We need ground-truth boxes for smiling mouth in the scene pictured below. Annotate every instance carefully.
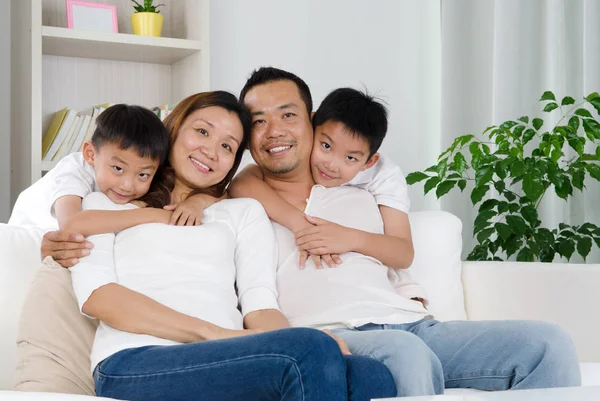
[190,157,212,172]
[266,145,292,154]
[317,168,337,180]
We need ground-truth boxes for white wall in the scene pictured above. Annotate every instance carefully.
[0,0,11,222]
[211,0,442,211]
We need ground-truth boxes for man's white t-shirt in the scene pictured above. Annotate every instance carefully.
[9,153,97,230]
[274,185,430,330]
[69,193,280,372]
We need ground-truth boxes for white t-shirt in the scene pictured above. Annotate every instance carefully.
[9,153,97,230]
[274,185,430,330]
[69,193,280,372]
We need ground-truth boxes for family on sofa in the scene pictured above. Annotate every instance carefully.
[9,67,581,400]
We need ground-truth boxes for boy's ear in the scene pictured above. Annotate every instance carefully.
[82,141,96,166]
[361,152,380,171]
[310,111,315,121]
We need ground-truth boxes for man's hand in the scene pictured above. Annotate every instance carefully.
[322,329,351,355]
[41,230,94,268]
[296,215,360,256]
[164,193,225,226]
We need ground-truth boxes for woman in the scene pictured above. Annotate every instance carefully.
[68,91,396,401]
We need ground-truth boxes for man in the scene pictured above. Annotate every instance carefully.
[42,67,581,397]
[232,66,581,396]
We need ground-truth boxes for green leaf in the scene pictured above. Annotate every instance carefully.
[406,172,430,185]
[523,172,545,202]
[424,177,440,195]
[597,146,600,160]
[497,201,510,214]
[495,162,508,180]
[474,210,497,230]
[437,157,448,178]
[510,160,526,176]
[516,247,535,262]
[568,116,580,133]
[505,191,517,202]
[506,215,528,236]
[477,227,495,243]
[575,108,593,118]
[467,245,489,261]
[436,180,457,198]
[532,118,544,130]
[543,102,559,112]
[583,119,600,139]
[576,236,592,260]
[587,165,600,181]
[586,92,600,114]
[504,235,523,258]
[495,222,512,241]
[557,238,576,260]
[500,121,519,130]
[494,181,506,192]
[475,166,494,187]
[554,177,573,200]
[453,153,467,174]
[459,134,475,146]
[471,185,489,205]
[572,170,585,191]
[521,205,539,227]
[479,199,499,212]
[561,96,576,106]
[458,179,467,191]
[518,116,529,124]
[540,91,556,101]
[534,228,555,248]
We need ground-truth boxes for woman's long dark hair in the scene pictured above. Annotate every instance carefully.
[141,91,251,208]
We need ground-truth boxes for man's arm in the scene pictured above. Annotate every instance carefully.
[61,208,173,237]
[41,230,92,267]
[229,165,308,232]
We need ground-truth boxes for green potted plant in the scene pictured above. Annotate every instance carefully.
[407,91,600,262]
[131,0,165,37]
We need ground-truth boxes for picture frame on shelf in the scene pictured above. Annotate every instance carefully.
[66,0,119,33]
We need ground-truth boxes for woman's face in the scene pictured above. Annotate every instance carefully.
[170,106,244,190]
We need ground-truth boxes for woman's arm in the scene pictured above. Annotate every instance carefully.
[83,283,250,342]
[234,200,289,331]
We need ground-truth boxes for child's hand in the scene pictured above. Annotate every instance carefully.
[295,215,360,256]
[299,250,342,270]
[164,193,222,226]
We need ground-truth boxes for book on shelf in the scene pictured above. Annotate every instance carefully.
[42,102,174,166]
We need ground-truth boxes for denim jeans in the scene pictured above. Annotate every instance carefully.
[93,327,396,401]
[333,318,581,397]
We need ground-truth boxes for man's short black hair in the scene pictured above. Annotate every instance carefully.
[312,88,388,158]
[239,67,313,114]
[92,104,170,164]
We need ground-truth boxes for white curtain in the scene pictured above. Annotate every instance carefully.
[441,0,600,262]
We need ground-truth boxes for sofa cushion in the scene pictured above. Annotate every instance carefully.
[408,211,467,321]
[14,258,97,395]
[0,225,44,390]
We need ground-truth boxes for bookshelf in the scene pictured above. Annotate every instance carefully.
[11,0,210,206]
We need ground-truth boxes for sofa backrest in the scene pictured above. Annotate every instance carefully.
[0,225,44,390]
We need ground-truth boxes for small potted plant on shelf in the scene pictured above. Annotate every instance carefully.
[131,0,165,37]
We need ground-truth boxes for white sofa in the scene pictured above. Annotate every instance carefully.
[1,210,599,398]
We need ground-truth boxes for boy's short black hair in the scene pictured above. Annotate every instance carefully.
[239,67,313,114]
[312,88,388,158]
[92,104,169,164]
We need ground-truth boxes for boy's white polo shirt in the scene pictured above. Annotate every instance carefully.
[274,185,430,330]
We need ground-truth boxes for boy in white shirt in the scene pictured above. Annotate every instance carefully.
[230,87,427,305]
[10,104,210,265]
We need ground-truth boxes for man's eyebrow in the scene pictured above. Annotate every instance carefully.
[278,103,298,111]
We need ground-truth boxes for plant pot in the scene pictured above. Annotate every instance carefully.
[131,12,163,37]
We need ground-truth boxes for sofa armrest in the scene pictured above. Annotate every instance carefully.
[462,261,600,362]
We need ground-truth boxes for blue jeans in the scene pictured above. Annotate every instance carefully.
[93,327,396,401]
[333,318,581,397]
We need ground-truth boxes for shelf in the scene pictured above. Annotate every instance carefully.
[41,161,57,172]
[42,26,203,65]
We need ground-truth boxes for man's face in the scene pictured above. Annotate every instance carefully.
[243,80,314,176]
